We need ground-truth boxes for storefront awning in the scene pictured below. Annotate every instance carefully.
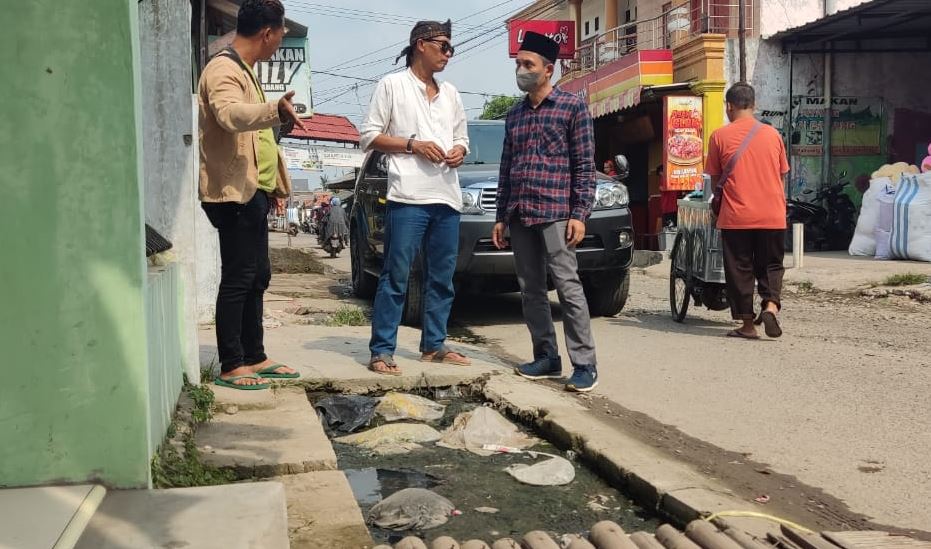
[285,114,360,145]
[559,50,673,118]
[771,0,931,53]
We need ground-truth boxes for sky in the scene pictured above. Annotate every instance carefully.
[281,0,541,125]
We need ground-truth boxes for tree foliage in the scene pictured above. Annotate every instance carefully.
[479,95,522,120]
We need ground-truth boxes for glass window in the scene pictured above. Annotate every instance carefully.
[464,123,506,165]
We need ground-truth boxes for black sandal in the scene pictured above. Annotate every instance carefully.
[760,311,783,338]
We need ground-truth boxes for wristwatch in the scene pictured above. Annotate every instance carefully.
[406,134,416,154]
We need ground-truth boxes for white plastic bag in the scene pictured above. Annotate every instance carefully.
[874,182,897,260]
[375,393,446,422]
[368,488,455,531]
[505,454,576,486]
[891,173,931,262]
[437,406,536,456]
[849,177,888,256]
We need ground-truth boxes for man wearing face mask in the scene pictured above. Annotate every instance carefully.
[492,32,599,392]
[360,20,471,376]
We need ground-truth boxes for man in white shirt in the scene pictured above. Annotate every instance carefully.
[360,19,471,375]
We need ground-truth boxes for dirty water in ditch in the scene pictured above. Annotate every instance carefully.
[310,391,659,545]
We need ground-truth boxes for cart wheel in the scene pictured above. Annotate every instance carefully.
[669,231,693,323]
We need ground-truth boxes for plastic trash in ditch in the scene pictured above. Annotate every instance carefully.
[336,423,442,455]
[314,395,378,436]
[478,444,576,486]
[504,451,575,486]
[375,392,446,422]
[437,406,537,456]
[368,487,456,531]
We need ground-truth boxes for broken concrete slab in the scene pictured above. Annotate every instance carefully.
[75,482,288,549]
[0,484,105,549]
[277,471,374,549]
[196,387,337,478]
[225,323,509,392]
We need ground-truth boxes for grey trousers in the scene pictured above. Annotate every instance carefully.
[509,217,597,367]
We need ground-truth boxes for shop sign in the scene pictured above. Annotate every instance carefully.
[254,36,312,115]
[790,96,883,156]
[315,146,365,168]
[663,96,704,191]
[508,20,576,59]
[282,146,364,170]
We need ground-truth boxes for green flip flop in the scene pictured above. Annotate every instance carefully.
[256,364,300,379]
[214,374,270,391]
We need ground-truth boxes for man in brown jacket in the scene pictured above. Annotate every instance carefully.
[199,0,305,389]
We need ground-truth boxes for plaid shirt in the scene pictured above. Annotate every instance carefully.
[496,87,596,226]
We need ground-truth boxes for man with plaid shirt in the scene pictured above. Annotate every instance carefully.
[491,32,598,392]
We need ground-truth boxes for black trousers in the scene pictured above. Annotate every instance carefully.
[202,191,272,373]
[720,229,785,321]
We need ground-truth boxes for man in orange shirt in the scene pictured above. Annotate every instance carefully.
[706,83,789,339]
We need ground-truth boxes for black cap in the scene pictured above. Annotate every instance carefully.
[518,31,560,64]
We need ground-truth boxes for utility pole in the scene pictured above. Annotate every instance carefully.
[738,0,747,82]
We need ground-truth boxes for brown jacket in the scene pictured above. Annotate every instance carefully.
[198,54,291,203]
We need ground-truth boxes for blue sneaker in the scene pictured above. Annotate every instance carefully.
[565,365,598,392]
[515,356,562,380]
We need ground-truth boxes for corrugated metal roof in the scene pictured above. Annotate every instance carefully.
[286,114,360,145]
[772,0,931,52]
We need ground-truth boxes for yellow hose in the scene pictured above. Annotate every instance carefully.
[704,511,815,534]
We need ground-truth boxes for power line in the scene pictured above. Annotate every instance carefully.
[313,0,554,95]
[310,0,558,108]
[303,0,529,73]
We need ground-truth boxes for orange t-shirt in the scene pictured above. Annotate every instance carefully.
[706,117,789,229]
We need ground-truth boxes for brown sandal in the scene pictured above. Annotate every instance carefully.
[421,346,471,366]
[369,355,401,376]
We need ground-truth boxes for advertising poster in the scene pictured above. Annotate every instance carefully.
[663,95,704,191]
[790,96,883,156]
[254,36,312,116]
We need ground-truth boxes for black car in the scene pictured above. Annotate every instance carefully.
[349,120,635,326]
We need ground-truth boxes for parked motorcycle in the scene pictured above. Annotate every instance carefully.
[787,173,857,251]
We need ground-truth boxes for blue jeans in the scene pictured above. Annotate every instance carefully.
[369,202,460,357]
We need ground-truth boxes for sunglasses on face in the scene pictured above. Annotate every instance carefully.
[422,38,455,56]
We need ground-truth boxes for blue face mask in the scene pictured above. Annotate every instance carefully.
[516,68,543,92]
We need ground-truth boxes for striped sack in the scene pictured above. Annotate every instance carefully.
[890,173,931,262]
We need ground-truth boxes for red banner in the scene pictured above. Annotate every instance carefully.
[663,96,704,192]
[508,20,576,59]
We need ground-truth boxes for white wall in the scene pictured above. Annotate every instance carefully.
[582,0,606,39]
[761,0,874,37]
[139,0,201,383]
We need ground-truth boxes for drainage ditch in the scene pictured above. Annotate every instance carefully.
[308,387,659,545]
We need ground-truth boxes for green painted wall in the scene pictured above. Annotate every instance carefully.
[0,1,151,487]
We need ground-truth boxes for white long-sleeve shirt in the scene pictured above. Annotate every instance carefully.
[360,69,470,211]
